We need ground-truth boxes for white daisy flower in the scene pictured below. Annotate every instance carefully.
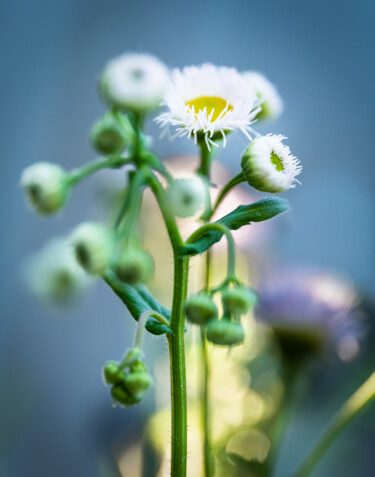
[241,134,302,193]
[242,71,283,121]
[100,53,169,112]
[156,64,259,150]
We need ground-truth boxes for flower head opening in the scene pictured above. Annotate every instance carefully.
[241,134,302,193]
[156,64,260,149]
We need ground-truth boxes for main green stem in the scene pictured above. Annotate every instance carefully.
[168,254,189,477]
[146,171,188,477]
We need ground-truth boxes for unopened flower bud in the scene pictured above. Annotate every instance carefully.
[90,112,128,155]
[100,53,169,112]
[111,384,142,407]
[71,222,113,275]
[206,317,245,347]
[124,369,153,400]
[102,361,124,385]
[242,71,283,121]
[115,247,154,285]
[184,294,217,325]
[168,177,206,218]
[241,135,302,193]
[21,162,70,215]
[222,286,257,316]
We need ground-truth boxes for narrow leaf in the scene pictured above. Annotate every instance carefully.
[182,198,290,256]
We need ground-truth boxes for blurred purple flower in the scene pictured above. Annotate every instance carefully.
[254,268,365,361]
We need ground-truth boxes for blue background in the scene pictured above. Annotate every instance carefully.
[1,1,374,476]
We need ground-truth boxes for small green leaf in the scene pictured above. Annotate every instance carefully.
[104,273,171,335]
[182,198,290,256]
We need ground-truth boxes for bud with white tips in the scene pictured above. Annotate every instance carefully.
[71,222,113,275]
[21,162,70,215]
[241,134,302,193]
[242,71,283,121]
[100,53,169,112]
[90,112,128,155]
[168,176,206,218]
[115,247,154,285]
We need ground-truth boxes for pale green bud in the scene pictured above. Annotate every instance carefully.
[242,71,283,121]
[206,317,245,347]
[71,222,113,275]
[168,177,205,218]
[21,162,70,215]
[115,247,154,285]
[222,286,257,316]
[90,112,127,155]
[184,294,217,325]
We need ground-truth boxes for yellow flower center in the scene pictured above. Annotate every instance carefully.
[185,96,233,122]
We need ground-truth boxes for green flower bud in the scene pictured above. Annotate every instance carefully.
[124,370,153,400]
[90,112,127,155]
[241,135,302,194]
[111,384,142,407]
[206,317,245,347]
[242,71,283,121]
[115,247,154,285]
[222,286,257,316]
[21,162,70,215]
[184,294,217,325]
[102,361,124,385]
[71,222,113,275]
[168,177,205,218]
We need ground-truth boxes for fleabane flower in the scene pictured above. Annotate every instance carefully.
[241,134,302,193]
[156,64,259,150]
[100,53,169,112]
[242,71,283,121]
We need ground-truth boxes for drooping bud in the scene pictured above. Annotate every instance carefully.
[222,286,257,316]
[206,317,245,347]
[90,112,128,155]
[100,53,169,112]
[168,177,206,218]
[241,135,302,194]
[21,162,70,215]
[184,294,217,325]
[71,222,113,275]
[115,247,154,285]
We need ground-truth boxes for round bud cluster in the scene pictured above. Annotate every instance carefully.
[103,356,153,407]
[184,294,218,325]
[21,162,70,215]
[168,176,206,218]
[115,246,154,285]
[71,222,113,276]
[90,112,128,155]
